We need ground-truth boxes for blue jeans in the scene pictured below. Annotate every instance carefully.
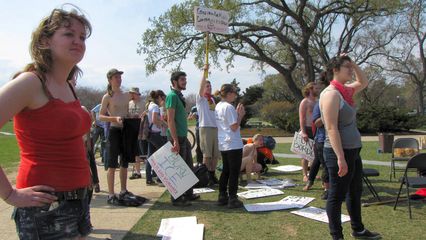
[14,196,91,240]
[146,132,167,182]
[91,125,105,162]
[324,147,364,239]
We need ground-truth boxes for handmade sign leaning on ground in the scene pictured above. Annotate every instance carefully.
[194,6,229,34]
[148,142,199,199]
[291,206,350,223]
[244,196,315,212]
[157,216,204,240]
[290,132,315,162]
[237,188,284,199]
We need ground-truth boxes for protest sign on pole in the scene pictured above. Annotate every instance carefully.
[148,142,199,199]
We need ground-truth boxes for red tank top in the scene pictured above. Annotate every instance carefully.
[14,76,91,191]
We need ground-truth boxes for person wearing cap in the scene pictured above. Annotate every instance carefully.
[215,84,246,208]
[166,71,200,206]
[196,64,220,186]
[128,87,145,180]
[99,68,139,205]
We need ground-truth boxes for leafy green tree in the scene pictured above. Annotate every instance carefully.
[138,0,402,101]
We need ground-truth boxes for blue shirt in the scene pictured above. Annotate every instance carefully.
[312,102,325,143]
[91,104,105,128]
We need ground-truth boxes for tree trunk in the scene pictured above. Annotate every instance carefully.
[281,72,303,101]
[418,86,425,115]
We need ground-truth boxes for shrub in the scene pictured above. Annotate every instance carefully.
[357,105,424,133]
[260,101,299,132]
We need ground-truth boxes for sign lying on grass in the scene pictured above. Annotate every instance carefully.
[193,187,215,194]
[243,179,296,190]
[244,196,315,212]
[157,216,204,240]
[290,132,315,162]
[271,165,303,172]
[237,188,283,199]
[194,6,229,34]
[148,142,199,199]
[291,206,350,223]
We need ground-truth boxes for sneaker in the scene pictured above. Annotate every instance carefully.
[217,193,228,206]
[351,229,382,239]
[227,198,244,209]
[271,159,280,165]
[119,191,148,205]
[321,190,328,200]
[172,199,191,207]
[186,194,200,201]
[129,173,142,180]
[146,180,156,185]
[303,181,313,191]
[156,180,165,187]
[94,183,100,193]
[107,195,120,206]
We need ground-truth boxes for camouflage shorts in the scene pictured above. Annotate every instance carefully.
[13,196,92,240]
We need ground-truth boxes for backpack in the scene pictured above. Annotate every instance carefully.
[139,115,152,140]
[193,163,209,188]
[264,136,276,150]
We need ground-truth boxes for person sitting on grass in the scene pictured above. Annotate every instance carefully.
[241,134,264,182]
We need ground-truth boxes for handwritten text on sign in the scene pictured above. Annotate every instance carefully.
[290,132,315,162]
[148,142,199,199]
[194,6,229,34]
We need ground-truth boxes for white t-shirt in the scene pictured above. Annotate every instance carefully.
[148,102,162,133]
[215,101,243,151]
[159,106,167,136]
[196,94,217,128]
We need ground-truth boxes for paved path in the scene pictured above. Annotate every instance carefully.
[0,163,166,240]
[274,153,405,167]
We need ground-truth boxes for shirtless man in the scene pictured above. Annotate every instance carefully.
[99,68,134,205]
[299,82,320,182]
[241,134,264,182]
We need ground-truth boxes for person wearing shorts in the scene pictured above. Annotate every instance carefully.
[197,64,221,186]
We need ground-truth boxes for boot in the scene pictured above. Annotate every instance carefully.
[208,171,218,186]
[217,192,228,206]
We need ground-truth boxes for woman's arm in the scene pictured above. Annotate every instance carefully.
[346,62,368,95]
[230,103,245,132]
[321,90,348,177]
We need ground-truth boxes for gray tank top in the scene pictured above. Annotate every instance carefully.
[320,89,362,149]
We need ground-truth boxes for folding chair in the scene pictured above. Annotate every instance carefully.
[362,168,381,201]
[390,138,419,181]
[393,153,426,219]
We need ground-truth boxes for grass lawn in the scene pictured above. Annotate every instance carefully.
[124,143,425,240]
[0,121,19,172]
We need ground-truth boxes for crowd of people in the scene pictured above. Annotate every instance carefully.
[0,4,384,240]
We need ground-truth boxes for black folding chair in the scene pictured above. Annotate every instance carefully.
[390,138,419,181]
[363,168,381,201]
[393,153,426,219]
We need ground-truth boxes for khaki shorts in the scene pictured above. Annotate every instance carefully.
[199,127,220,159]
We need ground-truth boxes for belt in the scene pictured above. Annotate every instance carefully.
[54,187,89,201]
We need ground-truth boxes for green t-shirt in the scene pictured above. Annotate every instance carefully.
[166,89,188,137]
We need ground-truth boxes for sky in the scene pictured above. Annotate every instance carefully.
[0,0,274,95]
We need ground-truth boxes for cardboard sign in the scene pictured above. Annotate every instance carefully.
[237,188,283,199]
[244,196,314,212]
[291,207,350,223]
[271,165,303,172]
[290,132,315,162]
[148,142,199,199]
[194,6,229,34]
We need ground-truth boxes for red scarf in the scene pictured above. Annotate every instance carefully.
[204,93,214,105]
[330,80,355,107]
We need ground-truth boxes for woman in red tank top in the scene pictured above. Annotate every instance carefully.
[0,5,94,239]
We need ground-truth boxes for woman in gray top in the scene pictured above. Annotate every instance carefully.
[320,55,381,240]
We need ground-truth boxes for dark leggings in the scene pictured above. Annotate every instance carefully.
[324,147,364,239]
[308,142,329,183]
[219,149,242,198]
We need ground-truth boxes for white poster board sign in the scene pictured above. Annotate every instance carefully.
[244,196,314,212]
[157,216,197,237]
[194,6,229,34]
[290,132,315,162]
[291,207,350,223]
[162,224,204,240]
[237,188,283,199]
[193,188,215,194]
[271,165,303,172]
[148,142,199,199]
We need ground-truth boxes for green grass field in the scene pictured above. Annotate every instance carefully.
[124,143,425,240]
[0,121,19,172]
